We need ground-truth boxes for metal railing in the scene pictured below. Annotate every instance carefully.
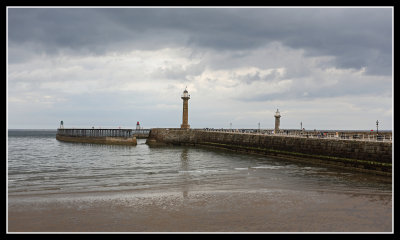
[57,128,150,138]
[197,128,392,142]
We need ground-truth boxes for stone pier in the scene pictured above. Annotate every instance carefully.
[146,128,392,176]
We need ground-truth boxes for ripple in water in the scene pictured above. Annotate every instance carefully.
[7,130,391,196]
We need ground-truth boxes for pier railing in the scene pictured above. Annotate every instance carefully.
[61,128,390,142]
[198,128,392,142]
[57,128,150,138]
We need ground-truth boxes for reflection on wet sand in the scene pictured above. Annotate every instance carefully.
[180,148,189,199]
[8,187,392,232]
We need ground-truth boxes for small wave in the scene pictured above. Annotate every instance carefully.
[178,170,202,173]
[251,166,284,170]
[178,169,228,174]
[8,168,69,175]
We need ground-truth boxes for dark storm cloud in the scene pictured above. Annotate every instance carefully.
[8,8,138,58]
[8,7,392,75]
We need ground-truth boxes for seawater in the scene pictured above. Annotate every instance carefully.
[7,130,391,196]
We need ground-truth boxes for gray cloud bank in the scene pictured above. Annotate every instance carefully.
[8,8,392,75]
[7,7,393,130]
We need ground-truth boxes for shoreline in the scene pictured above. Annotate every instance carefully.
[8,187,392,232]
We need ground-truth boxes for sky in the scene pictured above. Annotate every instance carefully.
[7,7,393,130]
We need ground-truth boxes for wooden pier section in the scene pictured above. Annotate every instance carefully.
[56,128,150,145]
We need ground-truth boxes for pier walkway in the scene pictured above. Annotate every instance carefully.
[57,128,150,138]
[199,128,392,142]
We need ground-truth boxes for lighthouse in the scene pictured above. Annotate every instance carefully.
[274,109,281,133]
[180,87,190,129]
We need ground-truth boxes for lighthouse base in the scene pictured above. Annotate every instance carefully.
[180,124,190,129]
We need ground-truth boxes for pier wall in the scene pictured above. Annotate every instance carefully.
[146,128,392,176]
[56,128,137,145]
[56,135,137,145]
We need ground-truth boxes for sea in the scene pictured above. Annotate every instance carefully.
[7,129,393,232]
[7,129,392,196]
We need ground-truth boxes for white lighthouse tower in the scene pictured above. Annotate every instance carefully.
[274,109,281,133]
[180,87,190,129]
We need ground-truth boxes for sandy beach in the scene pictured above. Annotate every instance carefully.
[7,188,392,232]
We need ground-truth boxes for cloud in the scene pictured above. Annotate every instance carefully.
[7,7,393,130]
[8,8,392,74]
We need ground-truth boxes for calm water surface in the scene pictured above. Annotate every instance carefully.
[7,130,391,196]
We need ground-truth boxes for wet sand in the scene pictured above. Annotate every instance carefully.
[7,188,392,232]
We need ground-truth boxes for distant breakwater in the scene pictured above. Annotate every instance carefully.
[56,128,138,146]
[146,128,392,176]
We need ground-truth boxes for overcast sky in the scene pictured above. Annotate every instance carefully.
[7,7,393,130]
